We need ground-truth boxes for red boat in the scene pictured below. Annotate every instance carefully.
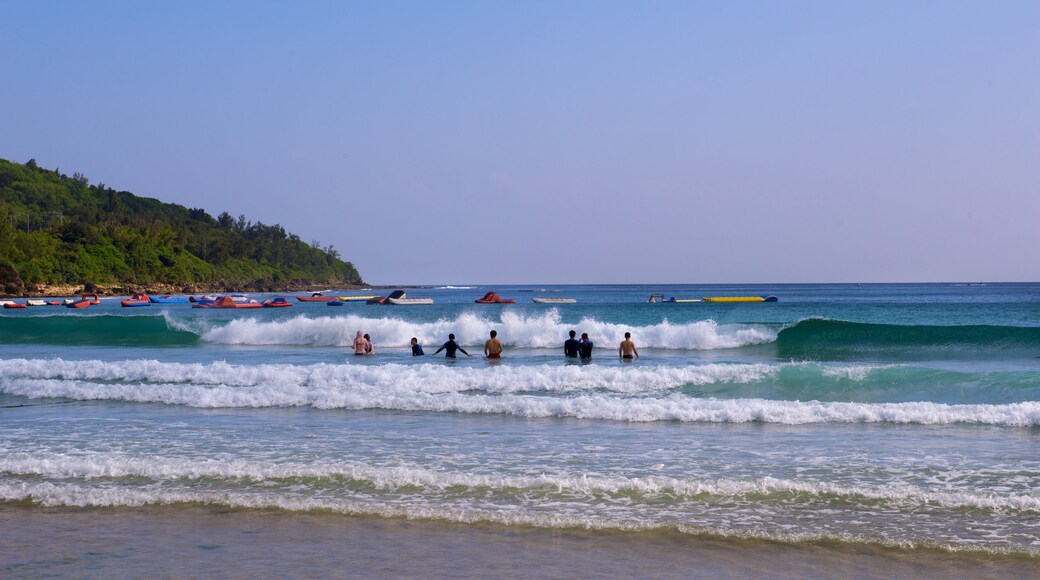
[262,297,293,307]
[475,292,516,304]
[81,293,100,305]
[3,302,27,309]
[296,293,331,302]
[121,293,151,307]
[66,298,92,309]
[194,296,263,309]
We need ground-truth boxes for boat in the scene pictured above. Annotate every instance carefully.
[81,294,100,305]
[193,296,263,309]
[262,297,293,308]
[326,300,345,306]
[3,302,27,309]
[26,299,47,306]
[149,295,190,304]
[647,294,701,303]
[532,297,577,304]
[475,292,516,304]
[386,297,433,305]
[296,292,333,302]
[339,295,378,302]
[367,290,407,305]
[121,293,152,307]
[65,298,92,309]
[702,295,779,303]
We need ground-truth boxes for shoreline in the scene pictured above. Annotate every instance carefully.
[1,504,1035,578]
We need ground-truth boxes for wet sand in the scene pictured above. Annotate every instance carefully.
[0,505,1036,578]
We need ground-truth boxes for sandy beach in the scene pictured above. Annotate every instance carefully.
[2,505,1036,578]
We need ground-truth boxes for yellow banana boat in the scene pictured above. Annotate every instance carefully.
[702,295,779,303]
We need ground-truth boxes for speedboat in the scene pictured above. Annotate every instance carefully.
[296,293,332,302]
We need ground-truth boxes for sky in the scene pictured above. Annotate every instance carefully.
[3,1,1038,284]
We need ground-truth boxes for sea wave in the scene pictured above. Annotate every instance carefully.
[197,310,778,349]
[3,453,1037,512]
[2,359,1038,425]
[0,481,1035,556]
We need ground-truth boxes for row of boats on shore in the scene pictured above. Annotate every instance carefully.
[1,290,779,310]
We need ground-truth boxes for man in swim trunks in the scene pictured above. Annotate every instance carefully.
[433,333,471,358]
[411,337,424,356]
[352,331,369,356]
[618,332,639,361]
[484,330,503,359]
[578,332,593,361]
[564,330,580,358]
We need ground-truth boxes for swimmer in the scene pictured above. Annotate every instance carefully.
[578,332,594,361]
[364,334,374,355]
[433,333,471,359]
[484,330,503,359]
[411,337,424,356]
[352,330,368,356]
[618,332,639,361]
[564,330,580,358]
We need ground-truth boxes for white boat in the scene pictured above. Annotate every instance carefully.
[386,297,434,305]
[0,300,15,306]
[26,299,47,306]
[532,297,577,304]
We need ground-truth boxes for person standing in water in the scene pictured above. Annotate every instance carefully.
[352,331,369,356]
[411,337,424,356]
[578,332,594,361]
[564,330,580,358]
[364,334,375,355]
[484,330,503,359]
[618,332,639,361]
[434,333,471,358]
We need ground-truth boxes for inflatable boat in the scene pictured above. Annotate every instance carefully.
[121,293,152,307]
[296,293,332,302]
[149,295,189,304]
[475,292,516,304]
[387,297,433,305]
[339,295,378,302]
[3,302,26,309]
[262,297,293,307]
[532,297,577,304]
[702,295,779,303]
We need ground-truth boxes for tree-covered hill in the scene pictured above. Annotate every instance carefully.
[0,158,363,295]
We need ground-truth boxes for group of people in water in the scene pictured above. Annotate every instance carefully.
[353,330,640,361]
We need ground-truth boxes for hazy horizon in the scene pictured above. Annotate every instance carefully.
[4,1,1038,285]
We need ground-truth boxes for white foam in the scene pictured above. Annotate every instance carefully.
[1,358,1037,425]
[3,453,1037,512]
[194,310,778,349]
[0,358,778,394]
[0,481,1033,556]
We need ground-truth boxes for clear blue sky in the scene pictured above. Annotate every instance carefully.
[4,1,1038,284]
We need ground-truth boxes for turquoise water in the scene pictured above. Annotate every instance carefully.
[1,283,1039,556]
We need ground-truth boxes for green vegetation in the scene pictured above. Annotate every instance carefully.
[0,158,362,294]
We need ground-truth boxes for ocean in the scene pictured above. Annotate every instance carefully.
[1,283,1038,576]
